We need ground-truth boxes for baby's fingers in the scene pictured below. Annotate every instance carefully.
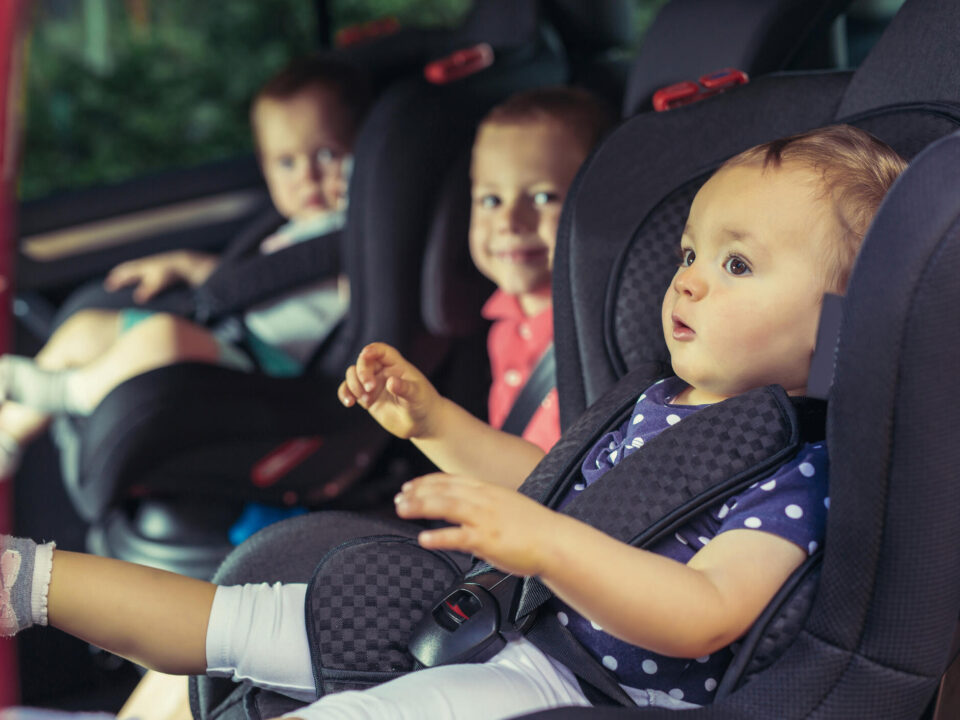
[394,475,482,524]
[385,375,417,405]
[416,525,477,553]
[356,348,386,391]
[341,365,368,407]
[337,379,358,407]
[132,276,165,303]
[104,265,137,290]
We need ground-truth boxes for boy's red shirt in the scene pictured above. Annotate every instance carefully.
[482,289,561,453]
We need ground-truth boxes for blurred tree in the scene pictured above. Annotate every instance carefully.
[20,0,668,201]
[21,0,317,199]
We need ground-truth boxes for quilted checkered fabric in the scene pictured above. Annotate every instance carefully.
[612,178,706,371]
[306,535,463,696]
[515,365,666,505]
[514,384,801,619]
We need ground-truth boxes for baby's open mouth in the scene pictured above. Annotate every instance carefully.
[671,315,695,340]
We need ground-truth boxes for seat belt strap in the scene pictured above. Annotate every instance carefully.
[500,343,556,437]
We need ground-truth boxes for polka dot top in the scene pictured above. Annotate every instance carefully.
[549,377,829,705]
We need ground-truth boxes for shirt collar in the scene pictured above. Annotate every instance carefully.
[481,289,554,334]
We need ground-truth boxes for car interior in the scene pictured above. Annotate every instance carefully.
[4,0,959,717]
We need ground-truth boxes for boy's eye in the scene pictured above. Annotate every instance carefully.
[679,248,695,267]
[533,191,559,206]
[277,155,295,170]
[724,255,751,276]
[478,195,500,209]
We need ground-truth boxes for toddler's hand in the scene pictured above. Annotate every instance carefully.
[338,343,440,439]
[394,473,559,577]
[104,251,218,303]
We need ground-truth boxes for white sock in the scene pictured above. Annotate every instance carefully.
[0,430,23,480]
[0,355,93,415]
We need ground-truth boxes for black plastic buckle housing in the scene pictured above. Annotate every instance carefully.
[408,571,528,667]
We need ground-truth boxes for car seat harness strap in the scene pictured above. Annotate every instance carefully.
[500,343,556,437]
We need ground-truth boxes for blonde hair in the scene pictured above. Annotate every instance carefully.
[478,86,616,158]
[724,124,907,292]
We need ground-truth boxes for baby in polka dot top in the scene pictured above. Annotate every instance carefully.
[0,125,907,720]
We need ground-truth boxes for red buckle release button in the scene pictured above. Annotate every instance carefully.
[251,437,324,488]
[424,43,494,84]
[652,81,700,112]
[698,68,749,90]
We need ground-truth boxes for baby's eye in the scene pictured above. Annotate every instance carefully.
[478,194,501,209]
[315,148,336,165]
[533,191,559,206]
[724,255,751,276]
[678,248,695,267]
[277,155,295,170]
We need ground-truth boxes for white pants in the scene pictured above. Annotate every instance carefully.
[204,583,698,719]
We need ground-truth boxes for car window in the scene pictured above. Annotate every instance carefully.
[20,1,318,201]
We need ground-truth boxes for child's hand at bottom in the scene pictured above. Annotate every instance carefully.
[394,473,564,577]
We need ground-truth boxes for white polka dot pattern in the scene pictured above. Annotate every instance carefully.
[554,378,828,706]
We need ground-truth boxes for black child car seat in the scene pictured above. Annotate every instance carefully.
[191,0,960,717]
[525,0,960,715]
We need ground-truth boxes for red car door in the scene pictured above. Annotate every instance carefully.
[0,0,27,708]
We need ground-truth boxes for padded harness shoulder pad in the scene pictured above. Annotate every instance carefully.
[304,534,466,697]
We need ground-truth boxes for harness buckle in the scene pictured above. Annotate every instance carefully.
[408,571,531,667]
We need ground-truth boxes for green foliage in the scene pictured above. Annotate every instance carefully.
[21,0,317,200]
[330,0,471,32]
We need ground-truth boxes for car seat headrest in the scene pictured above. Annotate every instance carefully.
[456,0,540,50]
[624,0,853,115]
[420,149,495,338]
[837,0,960,117]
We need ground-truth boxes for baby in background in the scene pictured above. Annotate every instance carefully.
[0,55,372,476]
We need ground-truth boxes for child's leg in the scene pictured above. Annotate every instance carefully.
[0,313,220,416]
[280,637,591,720]
[0,309,123,471]
[3,534,316,698]
[118,672,193,720]
[49,548,217,675]
[35,309,127,369]
[1,534,215,674]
